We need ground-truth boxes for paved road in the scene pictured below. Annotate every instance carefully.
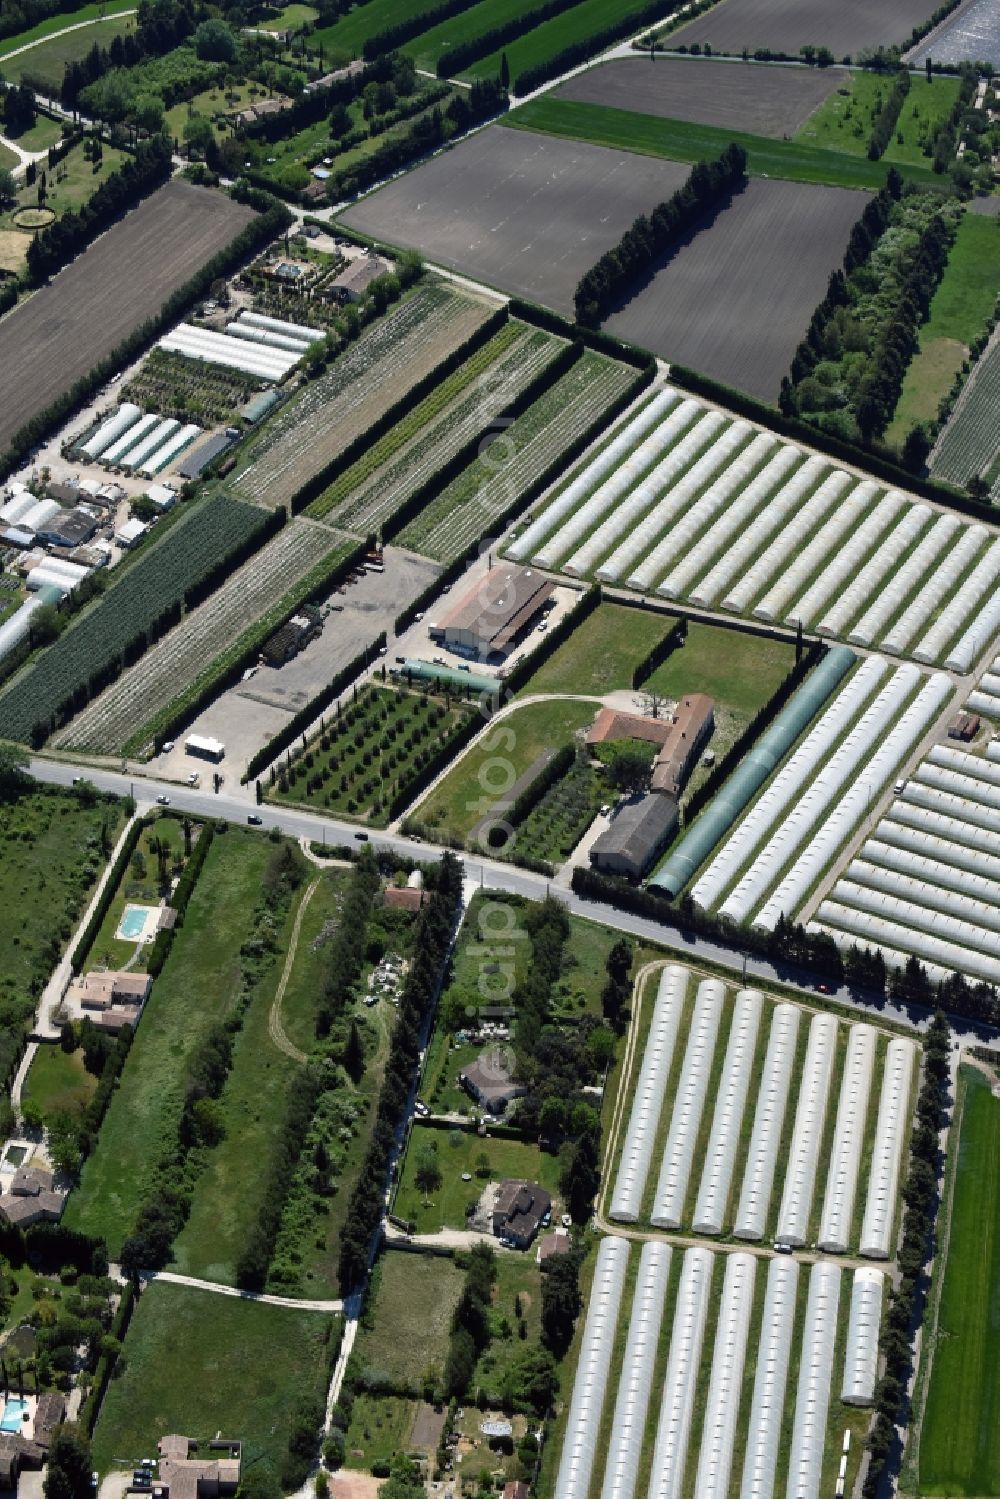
[28,757,1000,1047]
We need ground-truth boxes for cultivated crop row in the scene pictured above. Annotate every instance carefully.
[611,969,915,1258]
[931,336,1000,497]
[52,520,347,754]
[233,285,493,510]
[507,384,1000,665]
[398,351,635,563]
[0,495,272,746]
[314,323,564,536]
[557,1235,885,1499]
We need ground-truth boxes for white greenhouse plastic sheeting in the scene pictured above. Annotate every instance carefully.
[988,740,1000,762]
[740,1257,799,1499]
[651,980,725,1229]
[786,1263,841,1499]
[160,323,301,381]
[842,1268,885,1405]
[817,501,929,639]
[866,822,1000,881]
[533,393,696,570]
[750,480,878,624]
[880,524,985,656]
[227,322,319,354]
[20,497,62,532]
[721,469,853,616]
[785,486,902,629]
[913,538,1000,666]
[776,1013,838,1246]
[138,422,202,479]
[121,418,179,473]
[600,1242,672,1499]
[815,899,1000,986]
[886,799,1000,858]
[860,1039,915,1258]
[102,412,160,466]
[507,387,678,561]
[692,989,763,1236]
[0,597,45,660]
[915,761,1000,812]
[899,779,1000,837]
[553,1236,630,1499]
[609,965,688,1222]
[847,857,1000,924]
[80,402,141,461]
[693,1253,756,1499]
[648,1248,714,1499]
[827,878,1000,960]
[847,511,959,647]
[0,491,35,525]
[237,311,324,342]
[969,690,1000,719]
[817,1024,877,1253]
[809,919,951,986]
[734,1003,800,1240]
[929,741,1000,789]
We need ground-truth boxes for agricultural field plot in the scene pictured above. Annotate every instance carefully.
[270,684,476,827]
[604,177,869,399]
[507,384,1000,661]
[503,752,605,868]
[91,1281,336,1480]
[931,335,1000,498]
[796,70,962,168]
[912,0,1000,67]
[396,350,637,563]
[339,127,692,317]
[607,964,914,1256]
[0,494,273,747]
[917,1064,1000,1493]
[50,518,353,756]
[232,284,493,511]
[464,0,693,84]
[555,1237,878,1499]
[556,55,846,138]
[811,730,1000,987]
[0,180,255,454]
[123,347,268,428]
[664,0,945,58]
[308,320,565,535]
[0,13,135,88]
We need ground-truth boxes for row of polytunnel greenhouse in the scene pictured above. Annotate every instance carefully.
[75,403,202,475]
[505,383,1000,665]
[556,1244,880,1499]
[812,729,1000,985]
[608,971,912,1255]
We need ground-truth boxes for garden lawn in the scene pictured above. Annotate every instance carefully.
[504,98,941,190]
[795,70,961,170]
[260,4,318,31]
[0,142,18,171]
[0,140,128,238]
[394,1126,561,1233]
[0,15,135,88]
[0,1,134,57]
[475,1252,543,1393]
[410,699,596,844]
[84,815,187,972]
[919,1065,1000,1494]
[355,1251,464,1387]
[523,603,671,696]
[643,619,794,717]
[889,210,1000,442]
[22,1045,96,1122]
[343,1393,418,1469]
[9,114,63,151]
[63,831,273,1255]
[91,1282,336,1477]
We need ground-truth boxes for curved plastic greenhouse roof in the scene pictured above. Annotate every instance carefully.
[554,1236,629,1499]
[600,1242,671,1499]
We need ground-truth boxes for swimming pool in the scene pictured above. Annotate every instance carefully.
[0,1398,29,1434]
[116,904,158,943]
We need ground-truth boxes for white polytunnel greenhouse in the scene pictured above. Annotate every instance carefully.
[915,760,1000,811]
[600,1242,672,1499]
[880,523,986,656]
[80,402,141,461]
[813,899,1000,986]
[227,322,318,355]
[988,740,1000,763]
[651,980,725,1229]
[886,798,1000,857]
[825,879,1000,959]
[159,324,301,381]
[648,1248,715,1499]
[912,538,1000,666]
[609,965,688,1222]
[928,741,1000,789]
[817,1024,877,1254]
[507,387,679,563]
[102,412,161,467]
[846,511,959,647]
[237,311,324,342]
[860,1039,915,1258]
[693,1253,756,1499]
[740,1257,799,1499]
[899,778,1000,836]
[782,486,902,629]
[138,423,202,479]
[720,469,853,615]
[734,1003,800,1240]
[0,597,46,662]
[749,480,880,624]
[20,497,62,533]
[553,1236,630,1499]
[0,491,35,526]
[969,689,1000,719]
[692,989,763,1236]
[942,581,1000,673]
[786,1263,842,1499]
[842,1268,885,1405]
[864,823,1000,882]
[846,858,1000,927]
[120,417,179,472]
[776,1013,838,1246]
[817,501,930,639]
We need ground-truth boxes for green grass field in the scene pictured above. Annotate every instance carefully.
[356,1251,464,1387]
[394,1126,561,1233]
[795,70,961,170]
[0,1,135,58]
[259,3,317,31]
[0,137,127,240]
[63,831,274,1255]
[92,1282,336,1477]
[9,113,63,151]
[524,604,671,697]
[344,1393,417,1468]
[643,619,794,717]
[504,97,943,190]
[23,1044,96,1121]
[889,210,1000,441]
[0,14,135,88]
[0,141,18,170]
[311,0,441,60]
[919,1065,1000,1494]
[467,0,666,83]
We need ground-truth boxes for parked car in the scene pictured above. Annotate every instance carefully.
[414,1100,430,1118]
[354,831,369,841]
[247,814,263,826]
[155,795,170,805]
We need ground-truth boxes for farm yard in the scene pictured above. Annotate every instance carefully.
[0,180,256,454]
[396,348,637,563]
[339,128,692,317]
[556,56,847,138]
[0,495,273,747]
[232,284,494,511]
[507,383,1000,655]
[50,518,354,756]
[664,0,947,58]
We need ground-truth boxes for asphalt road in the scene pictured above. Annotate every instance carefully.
[30,756,1000,1048]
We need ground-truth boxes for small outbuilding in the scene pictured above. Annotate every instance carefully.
[589,794,679,881]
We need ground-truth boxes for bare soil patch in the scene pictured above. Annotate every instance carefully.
[557,56,846,138]
[666,0,943,58]
[340,126,691,317]
[410,1402,447,1452]
[0,180,255,452]
[328,1473,383,1499]
[0,229,29,276]
[605,176,869,401]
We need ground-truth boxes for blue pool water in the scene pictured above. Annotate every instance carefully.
[119,907,149,941]
[0,1399,28,1433]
